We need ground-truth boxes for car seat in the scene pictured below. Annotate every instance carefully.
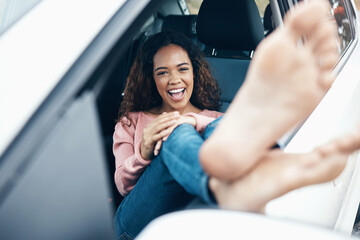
[161,14,205,50]
[264,4,274,36]
[196,0,265,112]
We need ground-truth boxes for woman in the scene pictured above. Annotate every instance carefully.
[113,31,224,239]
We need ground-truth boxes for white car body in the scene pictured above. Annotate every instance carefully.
[0,0,125,156]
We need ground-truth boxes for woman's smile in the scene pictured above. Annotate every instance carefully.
[167,88,186,101]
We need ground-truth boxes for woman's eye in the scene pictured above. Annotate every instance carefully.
[156,71,167,76]
[179,67,189,72]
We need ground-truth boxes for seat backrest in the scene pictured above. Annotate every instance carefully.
[206,57,249,111]
[162,14,197,38]
[161,14,205,50]
[196,0,264,112]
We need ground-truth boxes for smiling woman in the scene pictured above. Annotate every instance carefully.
[113,31,223,238]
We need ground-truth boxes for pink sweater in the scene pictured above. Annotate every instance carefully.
[113,110,223,196]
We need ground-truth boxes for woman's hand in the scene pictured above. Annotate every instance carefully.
[153,115,197,156]
[140,112,181,160]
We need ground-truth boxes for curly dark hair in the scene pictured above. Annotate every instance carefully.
[118,31,221,123]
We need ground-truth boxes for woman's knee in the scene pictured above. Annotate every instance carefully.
[173,123,197,136]
[164,123,199,145]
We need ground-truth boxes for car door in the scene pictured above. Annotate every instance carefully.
[0,0,168,239]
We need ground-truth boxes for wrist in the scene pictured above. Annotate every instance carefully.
[140,143,153,160]
[183,116,196,127]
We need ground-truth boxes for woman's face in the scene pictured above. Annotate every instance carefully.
[153,44,194,114]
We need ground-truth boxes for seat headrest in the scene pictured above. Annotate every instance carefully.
[196,0,264,51]
[162,15,197,38]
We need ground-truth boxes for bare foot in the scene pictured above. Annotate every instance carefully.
[200,0,340,180]
[210,129,360,212]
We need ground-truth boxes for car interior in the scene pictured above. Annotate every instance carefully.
[94,0,277,210]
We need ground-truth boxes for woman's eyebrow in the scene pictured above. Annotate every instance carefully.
[154,66,168,72]
[177,62,189,67]
[154,62,189,72]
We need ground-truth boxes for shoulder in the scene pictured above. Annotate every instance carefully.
[120,111,142,124]
[115,112,142,131]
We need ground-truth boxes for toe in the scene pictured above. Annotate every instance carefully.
[284,0,331,41]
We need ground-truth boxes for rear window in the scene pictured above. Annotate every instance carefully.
[186,0,268,16]
[0,0,42,35]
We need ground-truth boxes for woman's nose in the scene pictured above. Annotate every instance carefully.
[169,73,181,85]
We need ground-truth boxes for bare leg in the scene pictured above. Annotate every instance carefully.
[210,129,360,212]
[200,0,340,180]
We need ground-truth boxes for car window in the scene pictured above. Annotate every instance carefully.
[330,0,357,55]
[0,0,42,35]
[186,0,268,16]
[186,0,202,14]
[254,0,268,17]
[354,0,360,9]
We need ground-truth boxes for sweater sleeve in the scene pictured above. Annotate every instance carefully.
[185,110,224,134]
[113,117,151,196]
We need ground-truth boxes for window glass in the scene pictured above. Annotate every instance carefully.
[254,0,269,17]
[186,0,202,14]
[185,0,268,16]
[329,0,356,54]
[354,0,360,10]
[0,0,42,35]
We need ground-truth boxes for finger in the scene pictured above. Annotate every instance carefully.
[152,127,173,142]
[163,122,180,138]
[151,111,180,127]
[146,112,179,133]
[153,121,181,143]
[152,119,178,134]
[154,148,158,156]
[145,112,181,143]
[154,140,162,156]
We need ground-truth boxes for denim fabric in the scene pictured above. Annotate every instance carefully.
[114,117,222,238]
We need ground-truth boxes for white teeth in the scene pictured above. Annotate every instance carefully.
[169,88,184,94]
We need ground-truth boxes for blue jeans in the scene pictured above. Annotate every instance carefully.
[114,117,222,239]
